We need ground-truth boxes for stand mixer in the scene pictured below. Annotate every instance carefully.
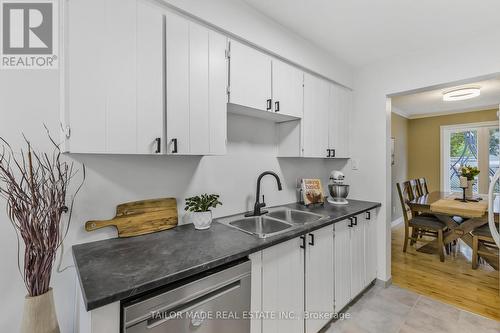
[327,171,350,205]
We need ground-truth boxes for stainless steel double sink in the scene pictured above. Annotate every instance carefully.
[217,207,328,239]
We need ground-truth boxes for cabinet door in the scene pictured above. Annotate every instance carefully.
[364,210,377,284]
[334,220,351,312]
[136,0,164,154]
[67,0,106,153]
[303,74,329,158]
[165,14,227,155]
[229,40,272,111]
[350,216,366,297]
[208,31,228,155]
[262,237,304,333]
[105,0,137,153]
[272,60,304,118]
[188,23,210,155]
[305,226,334,333]
[328,85,351,158]
[67,0,163,154]
[165,12,190,154]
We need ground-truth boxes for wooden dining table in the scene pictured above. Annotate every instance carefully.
[408,191,499,269]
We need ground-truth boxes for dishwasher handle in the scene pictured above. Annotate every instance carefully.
[146,280,241,329]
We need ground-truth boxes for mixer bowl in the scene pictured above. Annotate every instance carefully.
[328,184,350,200]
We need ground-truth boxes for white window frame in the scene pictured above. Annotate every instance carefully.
[440,120,498,193]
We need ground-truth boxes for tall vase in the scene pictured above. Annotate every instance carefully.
[465,180,474,199]
[20,288,60,333]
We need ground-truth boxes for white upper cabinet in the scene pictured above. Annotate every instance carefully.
[305,225,334,333]
[67,0,163,154]
[328,85,352,158]
[302,73,330,158]
[165,13,227,155]
[272,60,304,118]
[66,0,226,155]
[229,40,272,112]
[228,41,303,120]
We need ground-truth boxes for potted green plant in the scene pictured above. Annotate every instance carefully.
[185,194,222,230]
[0,133,84,333]
[460,165,480,198]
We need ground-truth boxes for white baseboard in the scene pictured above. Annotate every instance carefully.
[391,217,403,228]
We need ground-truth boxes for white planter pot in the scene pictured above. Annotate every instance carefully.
[189,211,213,230]
[20,288,60,333]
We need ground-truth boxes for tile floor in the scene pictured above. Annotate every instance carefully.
[324,285,500,333]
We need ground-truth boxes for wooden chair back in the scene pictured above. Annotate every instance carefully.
[410,179,423,197]
[418,178,429,195]
[396,181,414,228]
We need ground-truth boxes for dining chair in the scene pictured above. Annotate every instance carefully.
[409,179,422,198]
[397,181,448,262]
[471,224,499,270]
[418,178,429,196]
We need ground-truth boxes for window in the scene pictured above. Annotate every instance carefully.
[441,121,499,194]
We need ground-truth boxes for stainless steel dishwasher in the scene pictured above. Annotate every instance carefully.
[122,260,251,333]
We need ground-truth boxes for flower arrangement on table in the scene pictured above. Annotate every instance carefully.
[460,165,480,181]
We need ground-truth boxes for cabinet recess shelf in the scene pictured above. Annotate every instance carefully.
[227,103,301,123]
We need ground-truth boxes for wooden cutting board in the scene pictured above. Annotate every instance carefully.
[85,198,178,237]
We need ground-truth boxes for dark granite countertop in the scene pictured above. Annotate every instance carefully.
[73,199,380,311]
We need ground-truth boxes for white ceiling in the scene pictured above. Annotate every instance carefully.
[242,0,500,67]
[391,77,500,118]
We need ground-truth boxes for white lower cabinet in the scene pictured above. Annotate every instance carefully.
[364,211,378,283]
[250,210,378,332]
[333,210,377,314]
[350,215,366,297]
[251,225,334,333]
[261,237,305,333]
[333,219,351,312]
[305,226,335,333]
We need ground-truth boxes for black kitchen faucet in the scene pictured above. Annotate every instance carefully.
[245,171,282,217]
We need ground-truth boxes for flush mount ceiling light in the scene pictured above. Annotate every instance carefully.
[442,87,481,101]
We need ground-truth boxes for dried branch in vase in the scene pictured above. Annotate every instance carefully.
[0,130,85,297]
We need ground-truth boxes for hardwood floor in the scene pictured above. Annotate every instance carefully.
[391,223,500,321]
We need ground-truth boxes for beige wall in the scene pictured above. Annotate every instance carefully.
[408,109,498,192]
[391,113,409,221]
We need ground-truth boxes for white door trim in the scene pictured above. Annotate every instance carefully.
[440,120,498,192]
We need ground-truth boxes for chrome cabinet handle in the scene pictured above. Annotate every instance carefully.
[274,101,280,112]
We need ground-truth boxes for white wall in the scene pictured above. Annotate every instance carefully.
[0,0,353,331]
[350,31,500,281]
